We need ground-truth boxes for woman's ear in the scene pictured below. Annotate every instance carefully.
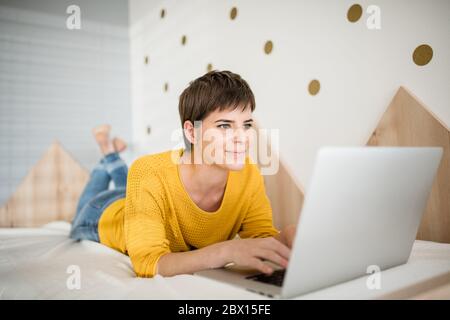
[183,120,196,145]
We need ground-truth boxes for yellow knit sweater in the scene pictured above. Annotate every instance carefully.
[98,149,279,277]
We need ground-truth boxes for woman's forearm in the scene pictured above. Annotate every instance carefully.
[155,236,291,277]
[156,241,228,277]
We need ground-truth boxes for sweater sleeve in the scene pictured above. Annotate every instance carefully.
[124,162,171,278]
[238,166,279,239]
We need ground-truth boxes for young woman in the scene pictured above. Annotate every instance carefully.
[70,71,296,278]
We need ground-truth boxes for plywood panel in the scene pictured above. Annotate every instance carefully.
[368,86,450,243]
[254,121,304,230]
[263,86,449,243]
[264,158,304,230]
[0,141,89,227]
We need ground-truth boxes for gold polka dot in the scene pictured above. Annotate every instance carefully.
[164,82,169,92]
[207,63,213,72]
[413,44,433,66]
[347,4,362,23]
[181,35,187,46]
[230,7,238,20]
[160,9,165,19]
[308,80,320,96]
[264,41,273,54]
[144,56,149,65]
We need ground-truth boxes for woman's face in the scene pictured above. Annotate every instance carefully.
[185,106,255,171]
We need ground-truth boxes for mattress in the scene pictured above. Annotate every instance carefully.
[0,221,449,299]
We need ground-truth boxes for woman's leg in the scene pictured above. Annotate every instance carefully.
[75,161,111,218]
[74,150,128,217]
[69,202,104,241]
[70,152,127,242]
[70,187,126,242]
[102,152,128,189]
[70,124,128,241]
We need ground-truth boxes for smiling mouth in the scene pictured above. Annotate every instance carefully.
[225,151,246,163]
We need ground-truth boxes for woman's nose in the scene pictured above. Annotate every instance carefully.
[233,128,246,142]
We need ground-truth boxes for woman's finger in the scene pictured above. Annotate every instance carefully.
[254,248,288,268]
[265,237,291,260]
[247,257,273,275]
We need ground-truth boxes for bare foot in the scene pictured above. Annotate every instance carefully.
[112,137,127,153]
[92,124,114,155]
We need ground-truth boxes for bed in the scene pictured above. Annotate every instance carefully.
[1,221,449,300]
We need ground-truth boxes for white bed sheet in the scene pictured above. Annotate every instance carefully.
[0,221,449,300]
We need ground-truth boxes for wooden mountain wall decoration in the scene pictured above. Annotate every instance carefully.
[263,157,304,230]
[0,141,89,227]
[262,86,449,243]
[368,86,450,243]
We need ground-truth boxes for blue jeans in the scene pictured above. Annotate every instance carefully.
[69,152,127,242]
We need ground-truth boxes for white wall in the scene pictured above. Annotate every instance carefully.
[129,0,449,190]
[0,0,132,204]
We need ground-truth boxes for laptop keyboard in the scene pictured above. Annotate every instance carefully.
[246,269,286,287]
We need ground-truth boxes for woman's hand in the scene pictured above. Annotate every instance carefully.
[156,236,292,277]
[217,237,291,275]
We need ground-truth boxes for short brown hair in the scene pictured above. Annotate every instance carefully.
[178,70,256,150]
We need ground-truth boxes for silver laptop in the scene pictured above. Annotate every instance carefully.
[194,147,443,298]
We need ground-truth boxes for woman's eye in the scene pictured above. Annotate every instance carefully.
[244,123,253,129]
[217,124,231,129]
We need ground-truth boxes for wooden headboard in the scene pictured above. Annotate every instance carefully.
[0,141,89,227]
[263,86,450,243]
[367,86,450,243]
